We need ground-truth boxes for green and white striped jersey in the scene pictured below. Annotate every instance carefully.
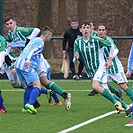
[74,35,112,78]
[6,26,34,43]
[0,35,6,52]
[103,35,123,74]
[91,30,98,36]
[0,35,16,68]
[3,49,16,69]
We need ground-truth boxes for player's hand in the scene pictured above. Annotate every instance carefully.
[12,69,16,74]
[25,60,31,69]
[105,57,112,68]
[75,52,79,60]
[125,72,131,78]
[6,43,10,48]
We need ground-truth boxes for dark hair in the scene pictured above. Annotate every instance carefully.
[4,15,15,23]
[98,23,107,30]
[90,22,95,27]
[71,18,78,23]
[41,26,53,35]
[80,20,90,28]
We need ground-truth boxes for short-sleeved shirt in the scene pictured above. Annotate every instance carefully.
[74,35,112,78]
[15,37,44,72]
[103,35,123,74]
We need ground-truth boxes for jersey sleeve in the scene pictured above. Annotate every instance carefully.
[17,26,34,37]
[74,38,80,55]
[127,42,133,72]
[0,36,7,52]
[10,41,26,48]
[5,33,13,43]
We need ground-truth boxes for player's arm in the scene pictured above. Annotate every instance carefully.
[7,41,26,48]
[25,28,41,46]
[18,27,40,46]
[126,42,133,78]
[103,42,115,68]
[73,40,79,63]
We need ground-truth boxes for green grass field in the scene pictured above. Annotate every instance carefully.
[0,80,133,133]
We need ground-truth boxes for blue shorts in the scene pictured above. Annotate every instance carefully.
[15,68,39,85]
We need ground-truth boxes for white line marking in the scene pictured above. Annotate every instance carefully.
[2,89,24,91]
[58,103,133,133]
[58,110,117,133]
[1,89,92,92]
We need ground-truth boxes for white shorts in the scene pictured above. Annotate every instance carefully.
[93,65,107,84]
[36,55,47,77]
[107,72,128,84]
[0,65,19,83]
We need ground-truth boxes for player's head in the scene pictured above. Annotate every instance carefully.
[41,26,53,42]
[97,24,107,38]
[90,22,95,32]
[70,19,78,29]
[5,15,17,31]
[80,20,91,37]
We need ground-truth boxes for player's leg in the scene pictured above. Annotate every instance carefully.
[40,76,71,110]
[109,72,133,101]
[0,90,6,113]
[77,58,84,80]
[6,67,26,89]
[68,48,76,79]
[0,51,7,69]
[38,66,62,106]
[108,84,123,99]
[92,68,122,111]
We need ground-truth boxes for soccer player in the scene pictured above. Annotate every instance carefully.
[7,41,62,107]
[0,35,7,70]
[5,15,40,53]
[4,15,41,107]
[90,22,98,36]
[15,26,71,114]
[97,24,132,116]
[0,34,26,89]
[74,20,122,112]
[36,55,62,106]
[88,22,99,96]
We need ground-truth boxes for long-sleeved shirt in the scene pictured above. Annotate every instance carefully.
[62,28,82,50]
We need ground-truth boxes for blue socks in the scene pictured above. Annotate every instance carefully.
[52,92,60,103]
[41,88,60,103]
[24,85,34,108]
[40,88,48,94]
[28,87,40,105]
[0,93,5,109]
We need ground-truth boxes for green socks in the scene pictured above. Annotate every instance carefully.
[125,87,133,101]
[113,95,128,109]
[101,88,117,104]
[48,82,64,96]
[108,84,119,95]
[18,82,24,89]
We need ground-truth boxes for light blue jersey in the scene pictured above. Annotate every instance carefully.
[44,58,50,69]
[15,37,44,72]
[127,41,133,72]
[9,41,26,48]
